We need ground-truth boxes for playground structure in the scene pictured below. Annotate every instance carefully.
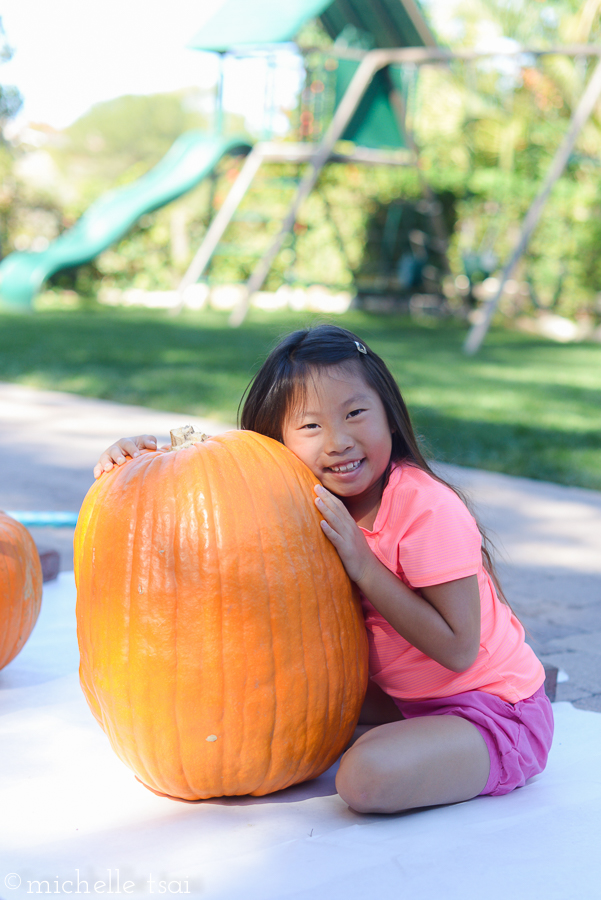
[0,134,253,310]
[2,1,601,352]
[0,0,437,313]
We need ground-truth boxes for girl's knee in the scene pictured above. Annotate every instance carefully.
[336,742,396,814]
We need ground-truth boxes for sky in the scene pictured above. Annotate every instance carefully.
[0,0,304,134]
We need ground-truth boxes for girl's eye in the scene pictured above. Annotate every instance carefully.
[302,422,319,430]
[348,408,365,418]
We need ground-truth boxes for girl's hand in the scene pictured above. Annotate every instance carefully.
[314,485,376,583]
[93,435,158,479]
[315,490,482,673]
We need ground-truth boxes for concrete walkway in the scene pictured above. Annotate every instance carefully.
[1,381,600,712]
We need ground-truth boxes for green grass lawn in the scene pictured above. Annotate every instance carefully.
[1,306,600,489]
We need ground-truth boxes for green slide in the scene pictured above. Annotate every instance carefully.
[0,132,253,309]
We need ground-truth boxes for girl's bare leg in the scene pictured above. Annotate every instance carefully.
[336,715,491,813]
[349,680,405,744]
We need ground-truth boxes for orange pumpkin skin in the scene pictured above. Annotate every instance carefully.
[75,431,368,800]
[0,512,43,671]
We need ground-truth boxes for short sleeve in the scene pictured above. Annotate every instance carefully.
[396,480,482,588]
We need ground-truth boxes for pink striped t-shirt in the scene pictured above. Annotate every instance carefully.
[359,464,544,703]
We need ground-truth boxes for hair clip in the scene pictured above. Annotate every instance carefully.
[354,341,367,355]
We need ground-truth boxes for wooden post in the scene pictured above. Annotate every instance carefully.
[464,56,601,355]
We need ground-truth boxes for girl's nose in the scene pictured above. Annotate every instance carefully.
[323,427,353,454]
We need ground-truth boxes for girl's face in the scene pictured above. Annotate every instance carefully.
[281,364,393,519]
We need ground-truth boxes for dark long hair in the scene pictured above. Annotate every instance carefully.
[239,324,506,603]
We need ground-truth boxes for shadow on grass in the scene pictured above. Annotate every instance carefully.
[415,408,601,490]
[1,308,600,488]
[0,309,289,418]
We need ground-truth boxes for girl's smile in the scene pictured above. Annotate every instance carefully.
[327,459,363,474]
[281,364,393,525]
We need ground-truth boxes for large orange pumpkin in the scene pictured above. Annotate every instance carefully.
[0,511,43,671]
[75,429,368,800]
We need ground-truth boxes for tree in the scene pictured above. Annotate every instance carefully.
[64,91,212,169]
[0,17,22,126]
[0,18,24,258]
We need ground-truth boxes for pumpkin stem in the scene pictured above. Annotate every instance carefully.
[170,426,209,450]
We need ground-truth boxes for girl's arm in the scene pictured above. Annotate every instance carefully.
[314,485,481,673]
[93,435,158,479]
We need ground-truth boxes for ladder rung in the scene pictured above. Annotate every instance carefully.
[232,212,273,223]
[215,242,265,257]
[257,177,301,188]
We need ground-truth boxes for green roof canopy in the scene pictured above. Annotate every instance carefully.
[188,0,333,51]
[321,0,435,48]
[188,0,435,52]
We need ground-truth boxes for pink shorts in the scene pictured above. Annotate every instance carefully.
[393,684,554,796]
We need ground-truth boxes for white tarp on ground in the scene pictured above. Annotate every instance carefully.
[1,572,600,900]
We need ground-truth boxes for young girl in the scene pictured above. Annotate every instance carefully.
[94,324,553,814]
